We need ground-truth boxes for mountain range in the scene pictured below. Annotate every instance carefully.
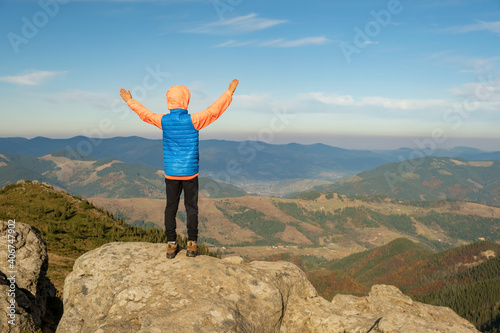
[1,145,499,251]
[2,136,499,195]
[2,135,500,209]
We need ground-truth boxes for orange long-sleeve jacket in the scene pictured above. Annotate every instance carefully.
[127,86,233,180]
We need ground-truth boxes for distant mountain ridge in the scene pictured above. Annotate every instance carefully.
[1,136,499,189]
[319,156,500,207]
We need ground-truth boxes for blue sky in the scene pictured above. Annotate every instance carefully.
[1,0,499,149]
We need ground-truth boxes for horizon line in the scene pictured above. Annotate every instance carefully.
[0,134,499,152]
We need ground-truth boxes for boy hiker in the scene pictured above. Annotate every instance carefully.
[120,79,239,259]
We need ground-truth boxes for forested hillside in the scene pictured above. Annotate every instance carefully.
[273,238,500,333]
[320,157,500,207]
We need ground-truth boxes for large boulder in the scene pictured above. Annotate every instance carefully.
[330,284,479,333]
[57,242,479,333]
[0,220,58,333]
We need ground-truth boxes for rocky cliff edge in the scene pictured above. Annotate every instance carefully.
[0,221,58,333]
[56,242,479,333]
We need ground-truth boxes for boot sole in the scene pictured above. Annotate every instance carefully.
[186,250,197,257]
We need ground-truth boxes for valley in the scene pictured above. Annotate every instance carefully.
[90,191,500,258]
[2,136,500,197]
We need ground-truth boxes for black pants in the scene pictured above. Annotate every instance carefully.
[164,176,199,242]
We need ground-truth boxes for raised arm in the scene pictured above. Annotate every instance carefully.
[191,79,239,130]
[120,88,163,129]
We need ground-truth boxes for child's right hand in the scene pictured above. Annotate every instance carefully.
[120,88,132,102]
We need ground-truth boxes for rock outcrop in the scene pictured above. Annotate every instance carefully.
[331,284,478,333]
[57,242,479,333]
[0,220,58,333]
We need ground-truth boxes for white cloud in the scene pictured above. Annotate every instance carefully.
[300,92,446,110]
[430,53,500,75]
[450,79,500,99]
[302,92,355,106]
[185,13,287,34]
[260,36,329,47]
[40,90,114,110]
[65,0,202,2]
[447,21,500,35]
[460,56,500,74]
[0,70,65,86]
[232,93,277,109]
[214,36,329,48]
[449,76,500,111]
[213,40,256,48]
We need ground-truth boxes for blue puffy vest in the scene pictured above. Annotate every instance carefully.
[161,109,199,177]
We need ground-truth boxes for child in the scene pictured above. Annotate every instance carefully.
[120,79,239,258]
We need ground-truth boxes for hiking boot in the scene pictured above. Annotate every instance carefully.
[186,241,198,257]
[166,242,179,259]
